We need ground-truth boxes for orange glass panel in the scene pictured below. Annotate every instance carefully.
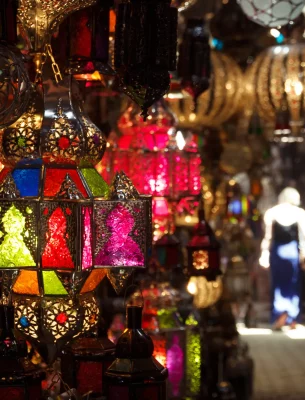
[81,269,106,293]
[13,270,39,295]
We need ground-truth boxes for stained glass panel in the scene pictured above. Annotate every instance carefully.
[13,270,39,295]
[94,201,146,268]
[12,168,41,197]
[80,167,109,197]
[82,207,92,270]
[41,204,76,269]
[44,168,89,198]
[80,269,106,293]
[42,271,68,295]
[0,203,37,268]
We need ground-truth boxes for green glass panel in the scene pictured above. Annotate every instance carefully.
[42,271,68,295]
[81,168,109,197]
[186,330,201,396]
[0,205,35,267]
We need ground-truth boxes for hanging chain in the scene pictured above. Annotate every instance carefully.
[45,44,63,83]
[34,51,47,84]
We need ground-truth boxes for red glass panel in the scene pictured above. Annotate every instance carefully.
[44,168,89,198]
[77,361,103,395]
[42,207,75,269]
[108,386,129,400]
[189,153,201,196]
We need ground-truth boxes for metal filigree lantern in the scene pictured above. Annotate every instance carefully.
[114,0,178,118]
[245,43,305,141]
[0,45,31,129]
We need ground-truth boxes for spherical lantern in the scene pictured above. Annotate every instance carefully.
[246,43,305,140]
[169,51,243,129]
[237,0,304,28]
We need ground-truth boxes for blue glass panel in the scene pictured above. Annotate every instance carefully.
[12,168,41,197]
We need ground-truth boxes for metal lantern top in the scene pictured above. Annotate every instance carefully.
[245,43,305,141]
[237,0,304,28]
[18,0,96,53]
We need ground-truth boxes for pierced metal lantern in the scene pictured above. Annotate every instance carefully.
[0,45,31,129]
[114,0,178,118]
[61,336,115,396]
[237,0,304,27]
[245,43,305,141]
[187,204,221,280]
[105,305,168,400]
[154,233,182,270]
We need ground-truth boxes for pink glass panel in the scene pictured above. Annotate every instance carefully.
[167,334,184,397]
[95,204,144,267]
[82,207,92,270]
[42,207,75,269]
[118,126,170,151]
[44,168,89,198]
[172,151,189,198]
[152,198,170,217]
[189,153,201,196]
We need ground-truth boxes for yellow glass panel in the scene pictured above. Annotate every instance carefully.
[81,269,106,294]
[13,270,39,295]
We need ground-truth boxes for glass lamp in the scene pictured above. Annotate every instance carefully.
[237,0,304,27]
[245,43,305,142]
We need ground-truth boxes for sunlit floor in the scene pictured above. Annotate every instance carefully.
[238,324,305,400]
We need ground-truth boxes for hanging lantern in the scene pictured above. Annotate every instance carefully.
[64,0,115,77]
[245,43,305,141]
[187,202,221,280]
[114,0,178,118]
[0,305,45,399]
[0,45,31,129]
[61,336,115,396]
[154,233,182,270]
[103,101,201,201]
[237,0,304,27]
[169,51,242,129]
[178,18,211,104]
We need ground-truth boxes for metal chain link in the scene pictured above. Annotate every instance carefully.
[34,51,47,83]
[46,43,63,83]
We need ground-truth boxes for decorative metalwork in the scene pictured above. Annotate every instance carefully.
[0,45,31,129]
[114,0,177,118]
[57,174,84,200]
[106,268,134,294]
[18,0,96,52]
[0,174,20,199]
[80,294,99,334]
[14,298,39,339]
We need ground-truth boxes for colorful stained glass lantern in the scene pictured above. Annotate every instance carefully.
[0,305,45,400]
[61,336,115,396]
[94,171,151,269]
[187,203,221,280]
[105,305,168,400]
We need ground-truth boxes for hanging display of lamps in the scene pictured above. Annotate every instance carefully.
[169,51,243,129]
[237,0,304,28]
[245,43,305,141]
[114,0,178,118]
